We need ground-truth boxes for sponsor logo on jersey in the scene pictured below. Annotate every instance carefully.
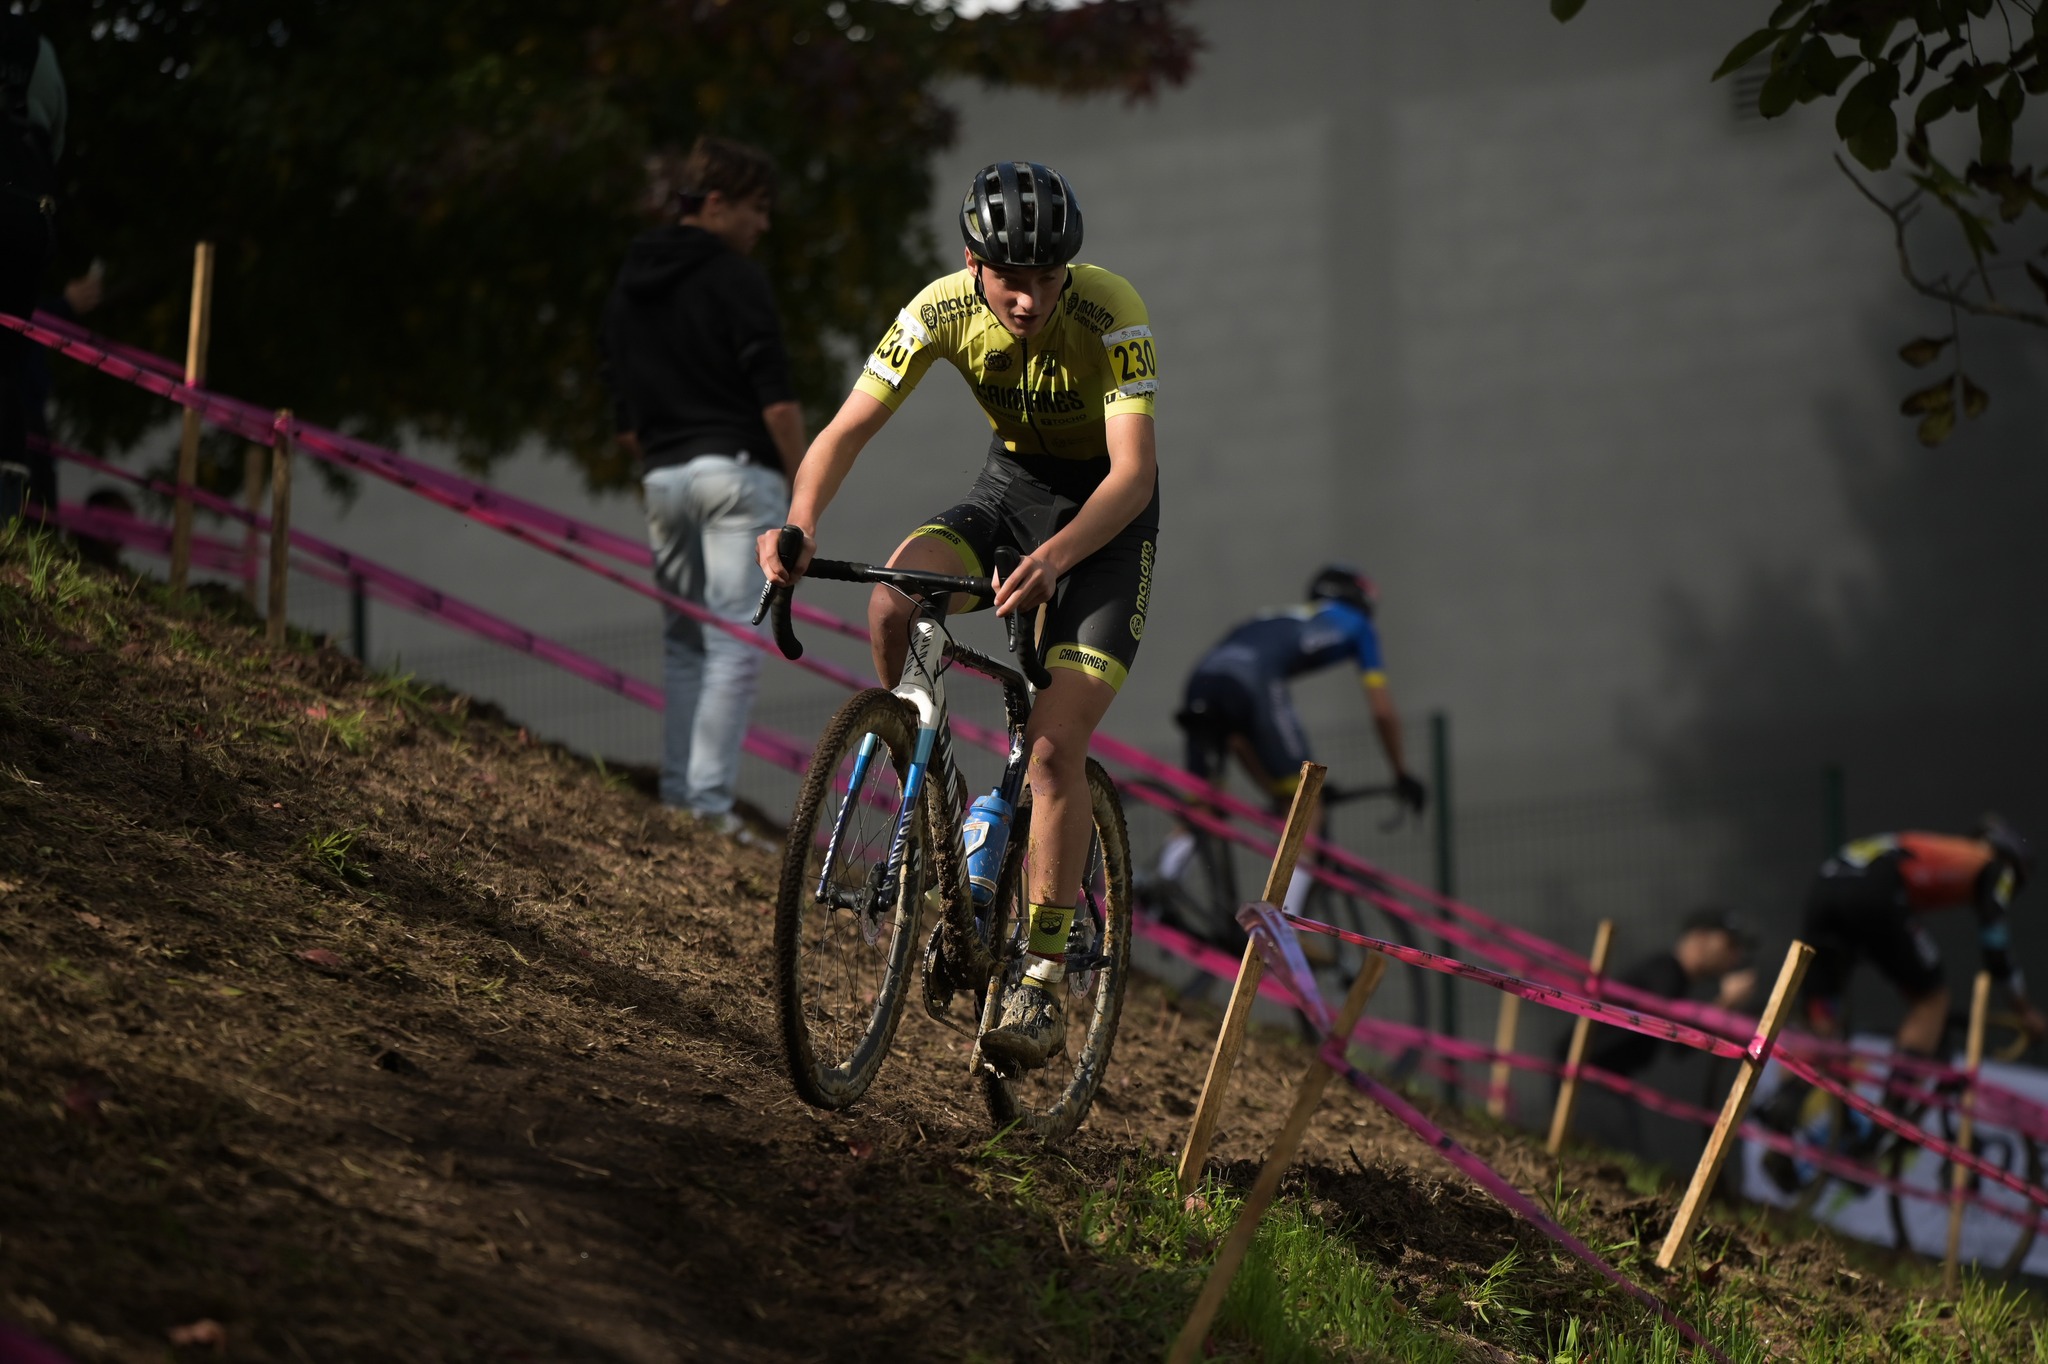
[984,349,1013,372]
[1129,539,1154,641]
[919,294,978,332]
[1063,294,1116,332]
[974,384,1089,416]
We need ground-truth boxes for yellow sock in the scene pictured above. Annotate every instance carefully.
[1025,901,1074,959]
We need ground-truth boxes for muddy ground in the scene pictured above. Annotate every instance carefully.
[0,537,1985,1362]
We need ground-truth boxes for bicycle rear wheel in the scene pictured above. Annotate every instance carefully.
[1885,1111,2043,1277]
[981,759,1133,1143]
[775,688,926,1110]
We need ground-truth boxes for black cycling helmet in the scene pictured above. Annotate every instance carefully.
[959,161,1084,268]
[1979,813,2033,883]
[1307,564,1377,615]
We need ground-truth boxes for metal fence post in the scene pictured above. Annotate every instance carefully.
[1431,710,1457,1099]
[351,575,369,663]
[1822,762,1845,855]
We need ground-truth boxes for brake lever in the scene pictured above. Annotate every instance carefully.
[754,524,806,660]
[991,547,1052,689]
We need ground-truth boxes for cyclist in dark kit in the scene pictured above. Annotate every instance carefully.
[760,162,1158,1072]
[1761,816,2046,1190]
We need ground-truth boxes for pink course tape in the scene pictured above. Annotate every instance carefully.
[1226,911,1729,1358]
[23,311,2048,1141]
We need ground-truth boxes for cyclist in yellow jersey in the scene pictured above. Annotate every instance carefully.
[759,161,1158,1070]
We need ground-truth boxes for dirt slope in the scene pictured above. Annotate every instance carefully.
[0,531,2001,1363]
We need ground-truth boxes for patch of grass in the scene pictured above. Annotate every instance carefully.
[1072,1161,1468,1362]
[305,827,371,884]
[591,757,629,792]
[319,707,371,754]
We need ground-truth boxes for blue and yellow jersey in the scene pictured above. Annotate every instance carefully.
[853,264,1157,461]
[1193,601,1386,688]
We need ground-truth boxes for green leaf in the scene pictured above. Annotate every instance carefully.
[1760,63,1802,118]
[1900,377,1956,415]
[1846,105,1900,169]
[1961,376,1989,419]
[1898,335,1953,367]
[1859,20,1898,61]
[1918,406,1958,446]
[1549,0,1588,19]
[1714,28,1782,81]
[1979,96,2014,165]
[1836,65,1900,139]
[1807,47,1865,97]
[1917,82,1956,125]
[1904,41,1928,96]
[2000,72,2025,121]
[1767,0,1808,26]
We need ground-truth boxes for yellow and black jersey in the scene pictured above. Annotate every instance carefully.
[853,264,1157,460]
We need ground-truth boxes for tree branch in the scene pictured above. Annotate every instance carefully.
[1833,154,2048,327]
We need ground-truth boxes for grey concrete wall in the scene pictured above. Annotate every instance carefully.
[185,1,2048,1056]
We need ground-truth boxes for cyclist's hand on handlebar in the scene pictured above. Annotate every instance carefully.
[992,546,1060,618]
[756,524,814,586]
[1394,771,1429,815]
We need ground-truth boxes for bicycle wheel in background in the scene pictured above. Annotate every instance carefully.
[981,759,1133,1143]
[775,688,926,1110]
[1885,1108,2043,1278]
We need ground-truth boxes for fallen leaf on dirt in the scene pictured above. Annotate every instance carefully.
[304,704,328,720]
[1182,1193,1208,1213]
[844,1138,873,1159]
[166,1318,227,1350]
[0,878,18,895]
[73,911,103,929]
[297,949,348,975]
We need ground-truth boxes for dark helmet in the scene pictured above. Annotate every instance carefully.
[1307,564,1377,615]
[959,161,1084,268]
[1979,813,2033,883]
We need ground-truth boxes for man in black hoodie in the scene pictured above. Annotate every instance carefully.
[603,136,804,839]
[1,15,63,522]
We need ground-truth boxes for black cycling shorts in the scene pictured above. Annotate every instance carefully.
[910,447,1158,694]
[1800,861,1945,1013]
[1178,667,1311,800]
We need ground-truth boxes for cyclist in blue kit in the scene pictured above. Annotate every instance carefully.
[1179,565,1425,815]
[1162,566,1425,926]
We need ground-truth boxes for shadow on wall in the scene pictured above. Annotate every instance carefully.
[1627,312,2048,1038]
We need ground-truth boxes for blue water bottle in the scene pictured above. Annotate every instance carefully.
[962,791,1014,907]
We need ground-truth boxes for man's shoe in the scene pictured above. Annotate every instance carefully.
[1761,1148,1805,1196]
[980,978,1067,1073]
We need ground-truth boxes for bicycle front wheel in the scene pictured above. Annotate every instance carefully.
[981,759,1133,1143]
[775,688,925,1110]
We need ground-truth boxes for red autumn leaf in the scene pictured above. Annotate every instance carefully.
[304,704,328,720]
[297,949,348,976]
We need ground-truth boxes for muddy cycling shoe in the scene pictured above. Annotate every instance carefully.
[980,977,1067,1073]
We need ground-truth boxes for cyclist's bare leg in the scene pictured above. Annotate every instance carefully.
[1023,668,1117,916]
[868,533,983,685]
[1897,985,1949,1057]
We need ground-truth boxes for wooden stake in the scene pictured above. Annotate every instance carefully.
[1175,761,1327,1195]
[1546,919,1615,1155]
[1168,951,1387,1364]
[240,444,265,601]
[1656,940,1814,1269]
[167,241,216,594]
[1487,992,1521,1121]
[1944,971,1993,1295]
[265,411,293,648]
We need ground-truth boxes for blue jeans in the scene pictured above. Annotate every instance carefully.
[644,455,788,815]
